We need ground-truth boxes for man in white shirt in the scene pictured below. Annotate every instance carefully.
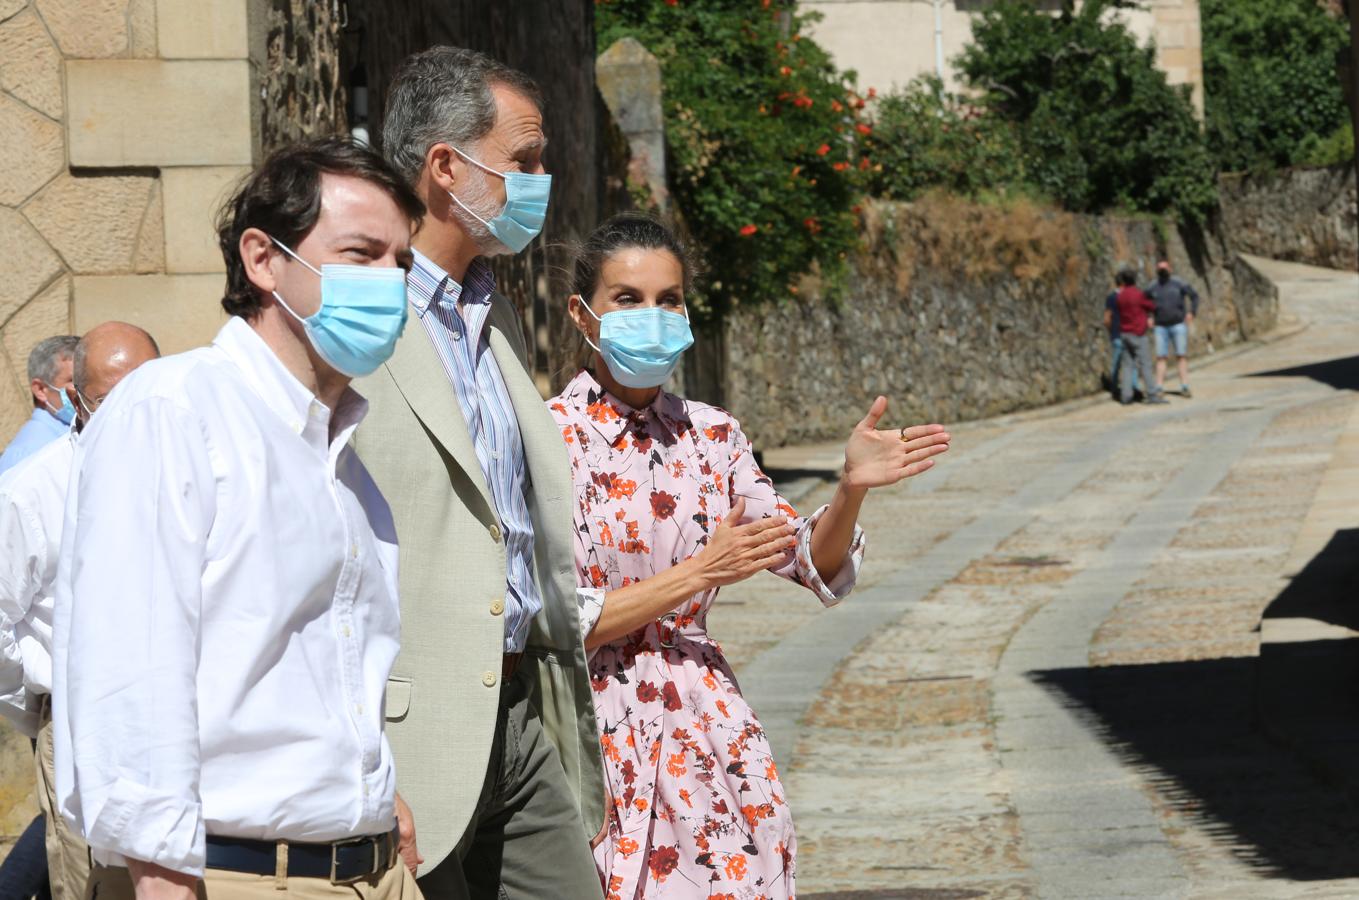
[52,138,426,900]
[0,320,159,900]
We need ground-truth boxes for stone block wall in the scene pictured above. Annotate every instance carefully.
[1219,164,1359,272]
[718,198,1278,448]
[0,0,276,857]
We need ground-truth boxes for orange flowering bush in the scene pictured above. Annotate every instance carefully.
[596,0,873,314]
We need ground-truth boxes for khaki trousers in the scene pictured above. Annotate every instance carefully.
[35,702,92,900]
[86,854,422,899]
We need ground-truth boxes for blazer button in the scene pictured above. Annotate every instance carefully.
[489,524,502,543]
[481,671,498,688]
[490,598,505,616]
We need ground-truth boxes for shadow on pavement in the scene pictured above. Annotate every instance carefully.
[1263,528,1359,631]
[1028,653,1359,881]
[1248,354,1359,391]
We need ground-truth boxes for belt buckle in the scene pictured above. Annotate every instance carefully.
[330,835,379,886]
[658,612,678,649]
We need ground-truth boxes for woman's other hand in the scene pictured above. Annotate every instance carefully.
[695,497,796,588]
[842,396,950,491]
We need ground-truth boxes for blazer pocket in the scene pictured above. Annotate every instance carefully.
[385,676,413,722]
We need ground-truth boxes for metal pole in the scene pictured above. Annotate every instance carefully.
[934,0,946,81]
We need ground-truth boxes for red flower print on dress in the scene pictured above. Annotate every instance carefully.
[592,471,638,501]
[636,680,660,703]
[662,681,683,711]
[703,423,731,442]
[586,399,621,423]
[648,845,680,881]
[650,490,678,520]
[724,854,748,881]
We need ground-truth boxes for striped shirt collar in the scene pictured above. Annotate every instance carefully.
[408,249,497,318]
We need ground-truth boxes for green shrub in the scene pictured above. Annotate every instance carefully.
[596,0,870,313]
[956,0,1218,223]
[863,76,1027,202]
[1202,0,1352,173]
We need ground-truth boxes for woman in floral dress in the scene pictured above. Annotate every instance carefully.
[549,215,951,899]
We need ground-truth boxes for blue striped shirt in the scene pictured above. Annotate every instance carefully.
[407,250,541,653]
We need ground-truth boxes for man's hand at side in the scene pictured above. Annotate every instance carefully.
[396,791,423,875]
[128,859,197,900]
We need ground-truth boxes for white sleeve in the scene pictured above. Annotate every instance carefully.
[0,492,45,736]
[62,396,216,876]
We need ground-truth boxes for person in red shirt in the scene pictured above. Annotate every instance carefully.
[1104,268,1167,405]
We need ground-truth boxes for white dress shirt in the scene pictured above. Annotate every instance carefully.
[52,317,402,877]
[0,430,74,737]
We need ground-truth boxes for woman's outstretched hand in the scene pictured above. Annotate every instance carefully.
[842,396,950,491]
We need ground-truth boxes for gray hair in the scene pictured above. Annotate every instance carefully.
[27,335,78,385]
[381,46,542,185]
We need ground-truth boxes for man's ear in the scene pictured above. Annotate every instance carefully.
[426,143,460,193]
[240,228,278,295]
[29,378,47,406]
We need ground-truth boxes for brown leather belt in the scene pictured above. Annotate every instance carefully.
[502,652,523,679]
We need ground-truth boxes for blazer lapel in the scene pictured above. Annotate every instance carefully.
[382,322,496,516]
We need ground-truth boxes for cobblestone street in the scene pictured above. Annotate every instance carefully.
[715,258,1359,899]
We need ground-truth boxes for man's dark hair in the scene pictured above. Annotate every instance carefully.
[382,46,543,186]
[1116,268,1138,287]
[216,138,425,318]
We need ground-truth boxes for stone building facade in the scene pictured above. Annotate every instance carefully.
[804,0,1205,116]
[0,0,351,445]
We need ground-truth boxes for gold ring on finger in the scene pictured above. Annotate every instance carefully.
[899,426,909,442]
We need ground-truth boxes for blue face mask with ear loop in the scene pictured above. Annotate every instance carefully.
[578,299,695,389]
[42,383,75,426]
[268,238,409,378]
[446,144,552,254]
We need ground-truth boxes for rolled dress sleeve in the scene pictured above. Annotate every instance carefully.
[63,396,216,876]
[723,419,864,607]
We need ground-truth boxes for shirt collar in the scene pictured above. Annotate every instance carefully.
[408,249,497,318]
[559,367,691,447]
[212,317,369,452]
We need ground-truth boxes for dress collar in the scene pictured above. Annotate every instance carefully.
[559,368,691,447]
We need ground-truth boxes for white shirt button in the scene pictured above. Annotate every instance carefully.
[342,625,352,638]
[481,671,497,688]
[451,330,462,342]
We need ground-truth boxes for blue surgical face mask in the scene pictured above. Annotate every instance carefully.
[269,238,409,378]
[447,144,551,254]
[578,299,695,389]
[43,383,75,426]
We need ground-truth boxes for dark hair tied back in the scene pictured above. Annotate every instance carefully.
[215,137,425,319]
[571,213,698,300]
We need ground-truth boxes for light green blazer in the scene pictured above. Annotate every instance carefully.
[353,290,605,876]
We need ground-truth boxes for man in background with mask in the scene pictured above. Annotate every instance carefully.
[353,46,604,899]
[0,321,159,900]
[0,336,79,476]
[53,138,426,900]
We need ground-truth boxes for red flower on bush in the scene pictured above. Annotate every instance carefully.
[739,224,758,236]
[648,844,680,880]
[832,161,850,172]
[650,490,678,520]
[816,143,830,156]
[856,122,873,135]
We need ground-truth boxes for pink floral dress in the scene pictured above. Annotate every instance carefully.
[548,369,864,900]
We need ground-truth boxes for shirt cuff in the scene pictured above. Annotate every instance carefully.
[83,776,205,877]
[576,588,606,656]
[793,504,866,607]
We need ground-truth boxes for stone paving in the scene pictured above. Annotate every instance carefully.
[714,258,1359,899]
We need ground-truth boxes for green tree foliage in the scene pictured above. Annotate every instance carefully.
[596,0,870,312]
[863,76,1027,202]
[956,0,1217,223]
[1202,0,1352,172]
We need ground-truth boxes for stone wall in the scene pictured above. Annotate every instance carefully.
[1219,164,1359,272]
[717,197,1278,448]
